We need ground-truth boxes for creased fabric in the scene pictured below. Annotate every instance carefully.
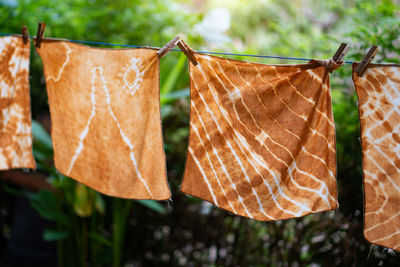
[37,40,170,200]
[353,63,400,251]
[0,36,35,170]
[182,54,338,221]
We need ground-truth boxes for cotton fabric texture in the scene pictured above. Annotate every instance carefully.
[0,36,35,170]
[37,40,170,200]
[353,64,400,251]
[182,54,338,221]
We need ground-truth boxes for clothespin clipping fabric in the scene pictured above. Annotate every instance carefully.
[157,36,180,58]
[308,43,349,73]
[22,25,29,44]
[332,43,349,63]
[35,22,46,48]
[177,40,198,66]
[355,45,379,76]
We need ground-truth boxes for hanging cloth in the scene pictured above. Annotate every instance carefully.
[37,40,170,200]
[0,36,35,170]
[353,63,400,251]
[181,53,338,221]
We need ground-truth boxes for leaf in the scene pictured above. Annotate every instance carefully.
[31,120,53,150]
[43,229,70,241]
[27,190,72,228]
[94,192,106,214]
[2,185,22,196]
[160,53,187,105]
[135,199,167,214]
[89,231,112,247]
[161,88,190,103]
[33,149,50,162]
[73,183,95,217]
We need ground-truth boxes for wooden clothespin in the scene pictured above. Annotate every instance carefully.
[313,43,349,73]
[355,45,379,76]
[35,22,46,48]
[332,43,349,62]
[177,40,198,66]
[157,36,180,58]
[22,25,29,44]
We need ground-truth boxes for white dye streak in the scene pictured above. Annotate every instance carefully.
[366,153,400,194]
[67,67,152,197]
[191,69,283,218]
[234,63,335,202]
[66,68,98,175]
[372,229,400,243]
[204,61,317,211]
[46,43,72,82]
[191,102,254,218]
[98,67,153,197]
[122,57,144,95]
[248,64,336,182]
[359,67,400,247]
[250,64,335,152]
[190,122,238,214]
[365,210,400,233]
[188,147,220,206]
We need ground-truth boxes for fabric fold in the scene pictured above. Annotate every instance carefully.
[37,40,170,200]
[353,63,400,251]
[0,36,35,170]
[181,53,338,221]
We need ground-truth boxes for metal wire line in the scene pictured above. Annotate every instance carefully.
[1,32,356,63]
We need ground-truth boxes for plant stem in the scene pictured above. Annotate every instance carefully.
[90,212,97,267]
[112,199,122,267]
[57,232,63,267]
[112,199,132,267]
[82,219,88,267]
[72,215,81,266]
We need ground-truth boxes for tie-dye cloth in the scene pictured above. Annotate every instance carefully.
[37,40,170,200]
[0,36,35,170]
[353,63,400,251]
[182,54,338,221]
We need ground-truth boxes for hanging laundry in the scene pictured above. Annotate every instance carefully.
[0,36,35,170]
[181,53,338,221]
[353,64,400,251]
[37,40,170,200]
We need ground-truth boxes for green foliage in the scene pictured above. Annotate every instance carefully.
[0,0,192,264]
[28,190,68,224]
[161,53,188,105]
[346,0,400,63]
[27,117,169,266]
[43,229,70,241]
[135,199,167,214]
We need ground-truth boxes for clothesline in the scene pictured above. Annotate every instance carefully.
[0,32,355,64]
[1,32,400,253]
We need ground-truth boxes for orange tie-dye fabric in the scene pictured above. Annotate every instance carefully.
[353,63,400,251]
[37,40,170,200]
[0,36,35,170]
[182,54,338,221]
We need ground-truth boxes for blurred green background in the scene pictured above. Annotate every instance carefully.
[1,0,400,266]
